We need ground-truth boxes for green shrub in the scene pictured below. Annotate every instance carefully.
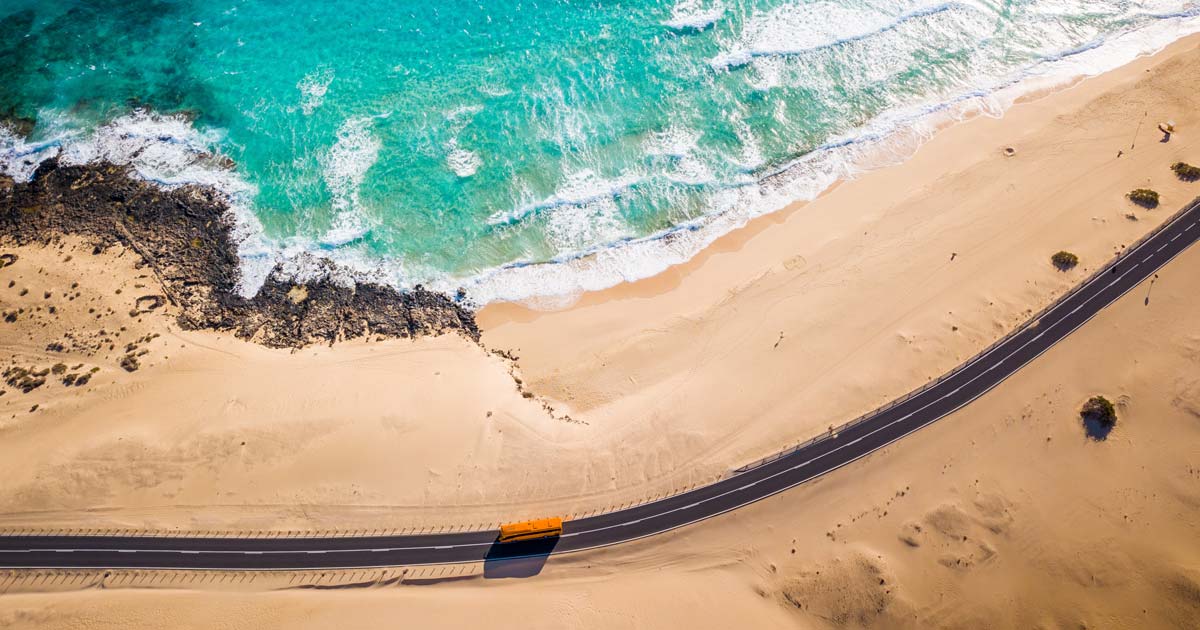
[1171,162,1200,182]
[1050,250,1079,270]
[1080,396,1117,435]
[1127,188,1159,208]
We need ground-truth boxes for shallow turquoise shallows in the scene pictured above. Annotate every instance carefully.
[2,1,1197,300]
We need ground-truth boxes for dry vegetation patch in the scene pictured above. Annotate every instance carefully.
[1050,250,1079,270]
[1126,188,1160,208]
[1171,161,1200,182]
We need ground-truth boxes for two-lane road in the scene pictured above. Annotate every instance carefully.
[3,197,1199,570]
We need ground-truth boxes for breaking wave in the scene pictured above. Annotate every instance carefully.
[3,6,1199,306]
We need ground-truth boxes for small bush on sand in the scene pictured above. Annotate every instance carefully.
[119,354,140,372]
[1051,250,1079,271]
[1127,188,1160,208]
[1171,162,1200,182]
[1081,395,1117,440]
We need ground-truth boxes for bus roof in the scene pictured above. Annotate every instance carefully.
[499,517,563,536]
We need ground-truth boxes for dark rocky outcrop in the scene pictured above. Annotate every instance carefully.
[0,160,478,348]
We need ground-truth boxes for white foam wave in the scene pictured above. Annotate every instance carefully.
[729,111,764,170]
[709,1,972,70]
[643,125,701,159]
[317,116,379,247]
[0,125,62,182]
[663,0,726,30]
[298,68,334,115]
[446,140,482,177]
[1,110,254,200]
[443,105,484,177]
[323,117,379,213]
[543,186,630,252]
[643,126,718,187]
[487,169,644,226]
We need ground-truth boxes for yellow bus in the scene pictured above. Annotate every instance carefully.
[497,517,563,543]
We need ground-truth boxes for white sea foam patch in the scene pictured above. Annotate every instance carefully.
[319,116,380,246]
[543,187,629,252]
[663,0,726,30]
[446,139,482,177]
[531,80,591,153]
[1,110,255,201]
[644,125,701,159]
[444,104,484,177]
[0,124,61,182]
[643,126,717,186]
[729,111,764,170]
[298,68,334,115]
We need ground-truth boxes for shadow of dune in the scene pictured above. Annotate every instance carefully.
[483,537,560,579]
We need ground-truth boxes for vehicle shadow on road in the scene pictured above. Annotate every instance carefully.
[482,537,560,579]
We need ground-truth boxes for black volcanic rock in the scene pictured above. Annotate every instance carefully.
[0,161,478,348]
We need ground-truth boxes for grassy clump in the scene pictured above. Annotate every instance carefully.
[119,354,140,373]
[1127,188,1160,208]
[1051,250,1079,271]
[3,366,46,393]
[1171,162,1200,182]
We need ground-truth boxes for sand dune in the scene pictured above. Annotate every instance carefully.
[3,236,1199,627]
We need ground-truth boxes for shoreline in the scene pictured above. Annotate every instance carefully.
[476,32,1200,507]
[437,13,1200,304]
[0,32,1197,535]
[4,18,1199,307]
[0,162,477,348]
[481,31,1200,322]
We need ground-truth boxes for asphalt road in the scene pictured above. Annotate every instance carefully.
[3,197,1198,571]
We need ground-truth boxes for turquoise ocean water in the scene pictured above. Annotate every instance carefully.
[2,0,1198,302]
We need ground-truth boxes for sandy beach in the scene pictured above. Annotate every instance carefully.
[1,30,1199,629]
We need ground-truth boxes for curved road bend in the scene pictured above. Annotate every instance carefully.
[3,198,1199,571]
